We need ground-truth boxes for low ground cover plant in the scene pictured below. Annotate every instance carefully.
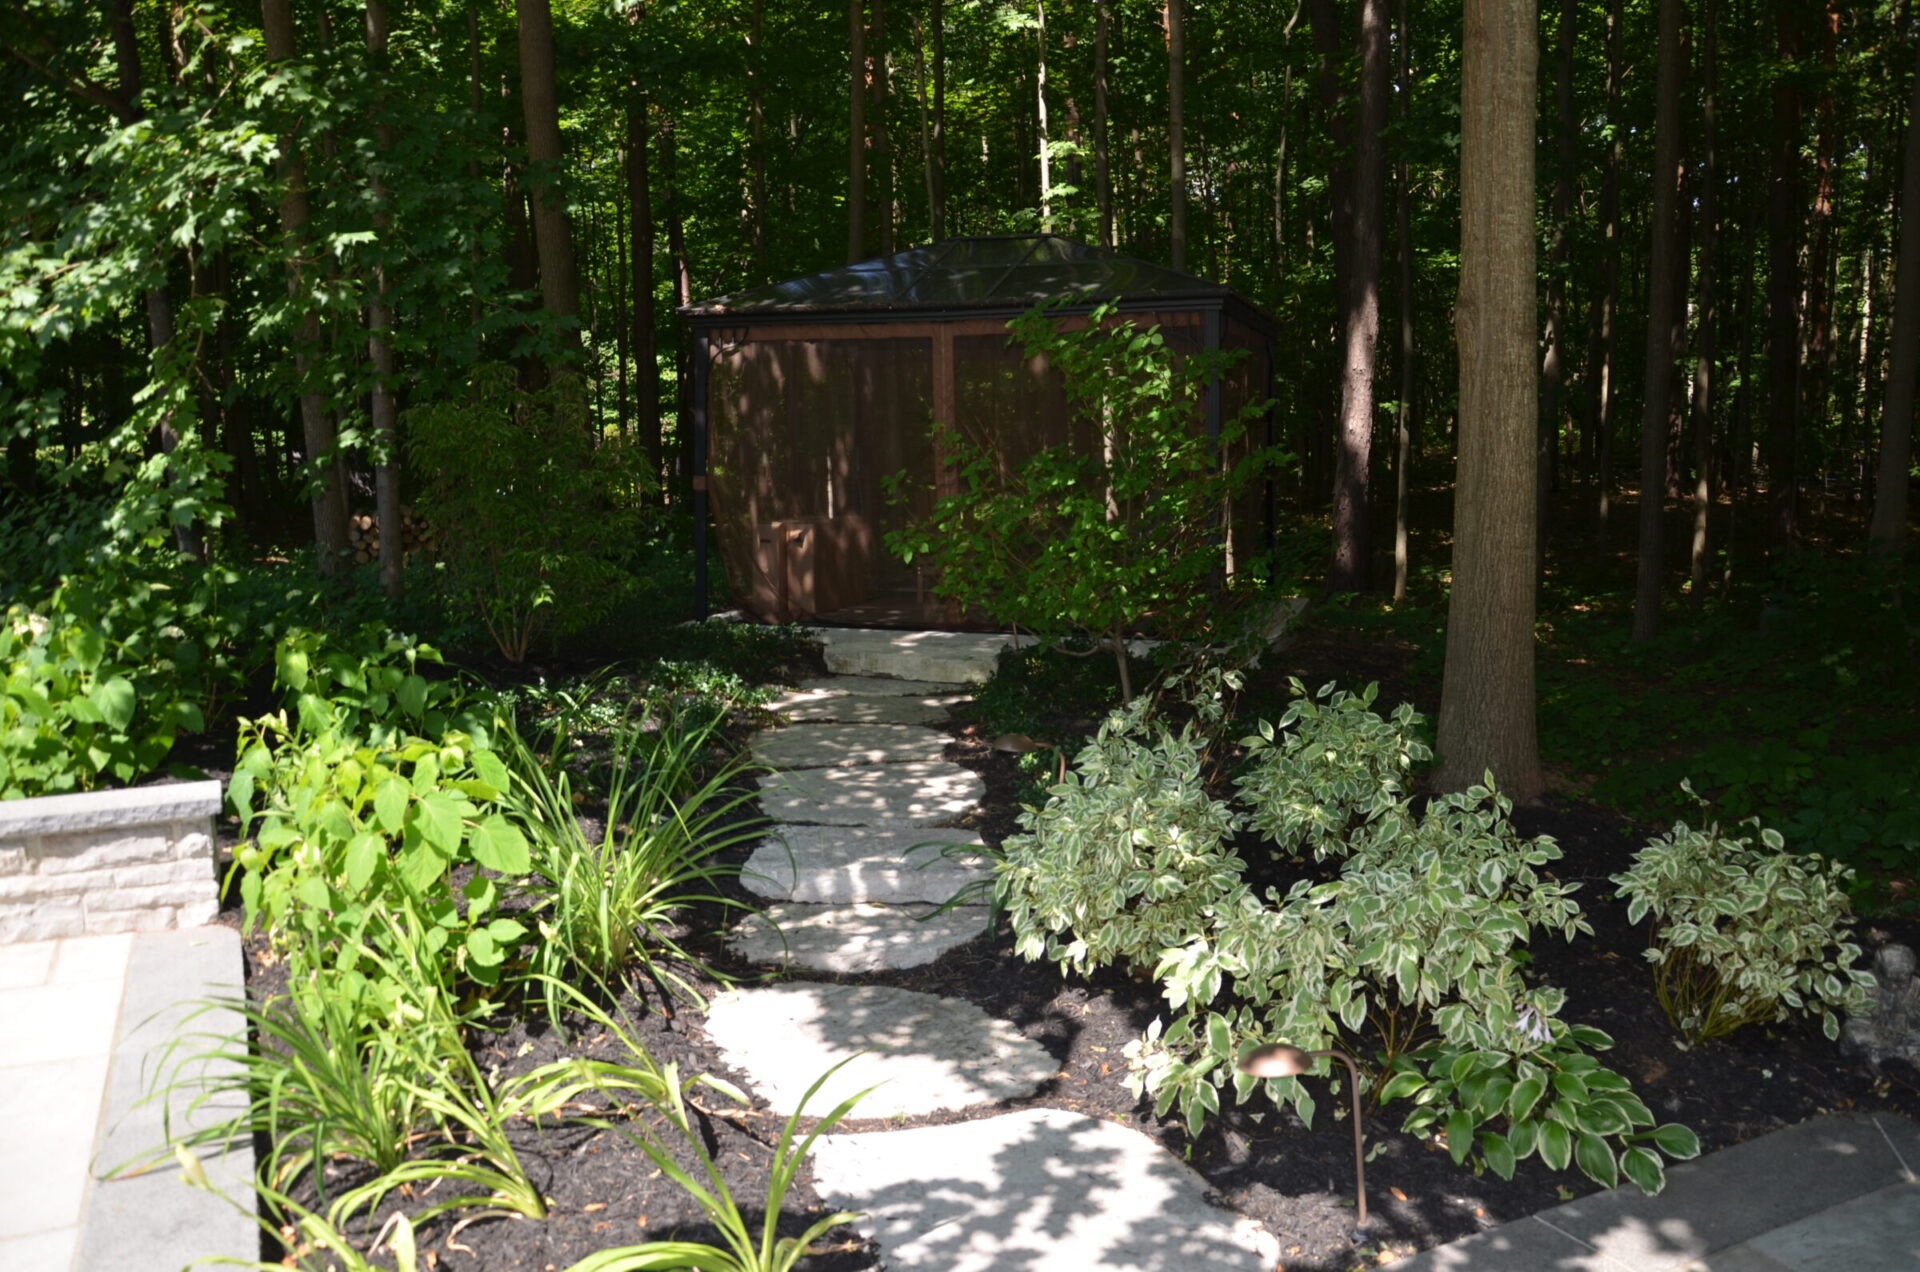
[1000,677,1703,1192]
[1612,787,1874,1045]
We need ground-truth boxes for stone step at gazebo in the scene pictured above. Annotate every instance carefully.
[742,824,992,905]
[726,902,988,973]
[809,1108,1281,1272]
[752,723,953,770]
[700,983,1056,1119]
[757,763,983,827]
[814,629,1022,686]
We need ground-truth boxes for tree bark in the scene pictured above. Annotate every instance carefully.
[749,0,768,270]
[1327,0,1389,594]
[1036,0,1053,228]
[872,0,894,253]
[365,0,402,596]
[1687,0,1720,605]
[1166,0,1187,271]
[629,96,661,484]
[1589,0,1624,523]
[931,0,946,239]
[848,0,867,262]
[516,0,581,332]
[1767,10,1803,556]
[1540,0,1576,554]
[1392,0,1415,603]
[1094,0,1113,248]
[1631,0,1685,644]
[1434,0,1542,801]
[1870,39,1920,555]
[261,0,350,573]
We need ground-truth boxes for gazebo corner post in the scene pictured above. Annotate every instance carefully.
[692,325,711,620]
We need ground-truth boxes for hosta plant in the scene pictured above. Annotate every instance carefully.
[1612,786,1874,1044]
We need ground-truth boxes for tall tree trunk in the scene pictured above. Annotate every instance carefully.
[1328,0,1389,594]
[1036,0,1052,228]
[628,95,662,484]
[365,0,403,596]
[1687,0,1720,605]
[112,0,203,559]
[1632,0,1684,643]
[261,0,350,573]
[1540,0,1576,554]
[1392,0,1415,603]
[1589,0,1624,523]
[1802,3,1840,468]
[1094,0,1113,248]
[662,114,693,483]
[848,0,867,261]
[872,0,894,253]
[749,0,768,270]
[1166,0,1187,271]
[1767,10,1803,556]
[516,0,581,334]
[1435,0,1543,801]
[931,0,946,239]
[1870,39,1920,554]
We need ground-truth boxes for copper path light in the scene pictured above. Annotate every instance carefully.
[1237,1043,1371,1238]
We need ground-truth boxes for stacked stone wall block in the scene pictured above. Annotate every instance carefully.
[0,780,223,942]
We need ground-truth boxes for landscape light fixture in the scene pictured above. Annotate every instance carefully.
[1237,1042,1371,1238]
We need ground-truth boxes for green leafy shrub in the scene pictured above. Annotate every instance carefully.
[407,364,653,662]
[1612,788,1875,1044]
[1000,680,1701,1192]
[1,586,205,798]
[888,301,1279,700]
[1235,679,1431,860]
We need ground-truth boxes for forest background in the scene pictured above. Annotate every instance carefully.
[3,0,1917,906]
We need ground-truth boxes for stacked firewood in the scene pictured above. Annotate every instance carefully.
[347,508,438,565]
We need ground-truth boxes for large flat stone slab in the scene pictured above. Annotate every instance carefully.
[753,723,953,770]
[758,763,982,826]
[727,902,988,972]
[815,629,1026,685]
[743,825,993,904]
[702,983,1055,1119]
[775,694,959,725]
[794,676,977,698]
[810,1107,1280,1272]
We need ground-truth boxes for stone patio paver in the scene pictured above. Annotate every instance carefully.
[703,983,1057,1119]
[742,824,991,905]
[753,723,953,769]
[727,901,988,972]
[758,763,983,826]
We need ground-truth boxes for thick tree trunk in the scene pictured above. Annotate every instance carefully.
[1327,0,1389,594]
[1631,0,1684,644]
[365,0,402,597]
[848,0,867,261]
[261,0,350,573]
[873,0,894,253]
[749,0,768,270]
[1094,0,1112,248]
[1870,40,1920,555]
[1166,0,1187,271]
[662,115,694,483]
[1767,11,1802,556]
[1803,4,1840,465]
[1687,0,1720,605]
[516,0,581,332]
[1035,0,1052,227]
[1435,0,1542,801]
[629,97,662,483]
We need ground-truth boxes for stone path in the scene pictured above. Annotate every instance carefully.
[719,631,1280,1271]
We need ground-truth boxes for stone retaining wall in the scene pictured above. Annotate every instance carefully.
[0,781,224,943]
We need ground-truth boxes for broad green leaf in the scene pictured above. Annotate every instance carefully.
[374,778,409,835]
[1621,1146,1666,1195]
[413,792,463,853]
[1509,1076,1546,1122]
[1539,1121,1573,1171]
[471,748,510,792]
[1574,1132,1619,1188]
[1446,1108,1474,1164]
[342,832,383,892]
[90,677,136,731]
[470,815,531,875]
[1649,1124,1701,1160]
[1480,1131,1516,1180]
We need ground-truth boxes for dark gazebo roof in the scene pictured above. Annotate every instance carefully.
[683,235,1273,328]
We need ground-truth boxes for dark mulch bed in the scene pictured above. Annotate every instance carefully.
[211,635,1920,1272]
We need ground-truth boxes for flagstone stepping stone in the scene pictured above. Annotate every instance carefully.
[816,629,1019,685]
[752,723,952,769]
[809,1107,1281,1272]
[793,676,976,698]
[727,902,988,972]
[758,763,982,826]
[775,694,958,726]
[742,825,992,905]
[702,983,1056,1119]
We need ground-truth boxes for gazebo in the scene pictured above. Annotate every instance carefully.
[681,234,1279,626]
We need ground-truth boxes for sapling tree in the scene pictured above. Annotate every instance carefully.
[888,302,1279,700]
